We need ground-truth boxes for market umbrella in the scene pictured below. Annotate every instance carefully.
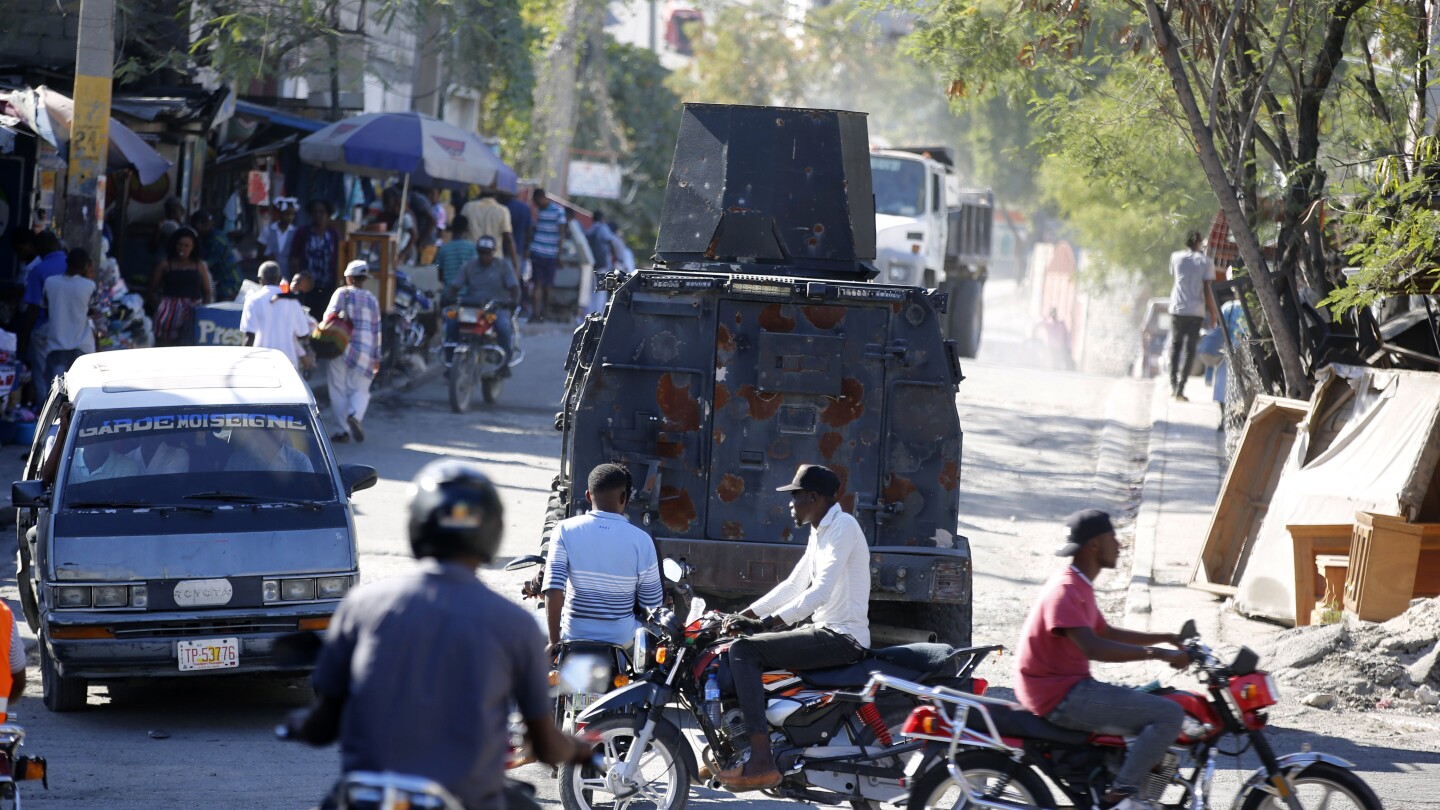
[0,86,172,185]
[298,111,518,192]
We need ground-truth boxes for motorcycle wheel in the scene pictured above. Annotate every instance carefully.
[482,375,504,404]
[560,715,690,810]
[1237,761,1382,810]
[448,354,475,413]
[905,752,1052,810]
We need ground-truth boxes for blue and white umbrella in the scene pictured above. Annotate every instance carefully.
[299,111,517,192]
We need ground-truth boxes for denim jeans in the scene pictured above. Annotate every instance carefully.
[43,349,81,393]
[1045,678,1184,795]
[1169,315,1203,396]
[728,627,864,734]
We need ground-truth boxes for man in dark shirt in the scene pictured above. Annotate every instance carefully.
[451,236,518,369]
[20,231,68,404]
[289,460,591,810]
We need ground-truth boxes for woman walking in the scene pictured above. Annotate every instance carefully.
[148,227,213,347]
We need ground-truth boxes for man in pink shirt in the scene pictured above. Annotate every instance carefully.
[1015,510,1190,810]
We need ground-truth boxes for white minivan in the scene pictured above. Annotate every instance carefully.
[12,347,376,711]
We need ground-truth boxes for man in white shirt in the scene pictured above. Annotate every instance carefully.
[42,248,98,384]
[260,198,299,276]
[718,464,870,790]
[1167,230,1217,402]
[241,262,313,369]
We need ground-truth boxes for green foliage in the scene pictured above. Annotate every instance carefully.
[1033,63,1213,287]
[571,40,682,252]
[1329,167,1440,313]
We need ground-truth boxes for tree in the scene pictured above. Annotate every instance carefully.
[909,0,1422,396]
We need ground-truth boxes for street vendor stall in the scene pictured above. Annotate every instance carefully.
[297,111,516,311]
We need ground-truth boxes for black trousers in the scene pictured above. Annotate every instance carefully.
[728,627,864,735]
[1169,315,1203,395]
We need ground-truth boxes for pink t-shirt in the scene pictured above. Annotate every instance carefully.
[1015,566,1105,716]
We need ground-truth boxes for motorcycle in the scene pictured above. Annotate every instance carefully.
[899,620,1383,810]
[505,555,632,733]
[557,558,998,810]
[378,270,438,387]
[442,301,518,411]
[0,724,48,809]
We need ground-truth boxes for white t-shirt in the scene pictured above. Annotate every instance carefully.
[260,222,297,275]
[239,285,312,367]
[43,274,97,354]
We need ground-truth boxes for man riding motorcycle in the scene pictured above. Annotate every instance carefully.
[1014,509,1190,810]
[543,463,663,653]
[284,460,593,809]
[447,235,518,372]
[718,463,870,790]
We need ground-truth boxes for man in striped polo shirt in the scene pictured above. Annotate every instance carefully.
[543,464,663,651]
[526,188,567,322]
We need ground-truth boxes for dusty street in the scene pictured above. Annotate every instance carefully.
[0,283,1434,808]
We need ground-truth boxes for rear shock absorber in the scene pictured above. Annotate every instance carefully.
[856,702,893,747]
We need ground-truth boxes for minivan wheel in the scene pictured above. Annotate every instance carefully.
[40,639,88,712]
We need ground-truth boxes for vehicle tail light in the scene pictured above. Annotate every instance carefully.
[655,647,668,664]
[900,705,953,738]
[971,678,988,696]
[613,674,630,688]
[14,756,45,786]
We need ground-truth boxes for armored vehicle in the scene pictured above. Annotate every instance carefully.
[546,104,971,645]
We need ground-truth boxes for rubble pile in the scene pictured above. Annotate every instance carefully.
[1257,597,1440,712]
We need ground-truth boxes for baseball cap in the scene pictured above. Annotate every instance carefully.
[476,235,497,252]
[344,260,370,278]
[776,464,841,499]
[1056,509,1115,557]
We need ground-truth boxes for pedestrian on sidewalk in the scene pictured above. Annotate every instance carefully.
[435,215,478,293]
[1014,509,1191,810]
[291,200,344,320]
[42,248,97,384]
[241,261,313,371]
[260,198,300,276]
[192,211,242,303]
[19,231,66,403]
[149,227,213,348]
[1166,231,1217,401]
[527,188,566,322]
[324,260,382,444]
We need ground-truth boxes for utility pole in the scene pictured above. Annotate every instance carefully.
[62,0,114,258]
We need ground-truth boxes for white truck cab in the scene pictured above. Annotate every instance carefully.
[869,147,992,357]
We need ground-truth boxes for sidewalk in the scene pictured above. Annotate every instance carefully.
[1126,374,1282,649]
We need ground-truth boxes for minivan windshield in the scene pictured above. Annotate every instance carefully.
[61,406,334,508]
[870,156,926,217]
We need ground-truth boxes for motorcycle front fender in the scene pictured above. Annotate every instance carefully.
[575,680,662,724]
[1228,752,1358,810]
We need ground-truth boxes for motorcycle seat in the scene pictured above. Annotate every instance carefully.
[798,644,959,688]
[971,703,1090,746]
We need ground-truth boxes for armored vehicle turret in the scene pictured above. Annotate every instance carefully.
[546,103,971,645]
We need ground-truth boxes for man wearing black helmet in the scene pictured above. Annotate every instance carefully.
[287,460,593,809]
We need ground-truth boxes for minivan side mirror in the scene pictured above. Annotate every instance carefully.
[11,481,48,509]
[340,464,378,496]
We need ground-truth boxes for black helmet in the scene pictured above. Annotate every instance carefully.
[407,460,504,562]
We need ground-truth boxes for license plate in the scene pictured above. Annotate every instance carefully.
[177,638,239,672]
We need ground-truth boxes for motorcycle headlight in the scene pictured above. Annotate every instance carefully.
[634,628,653,670]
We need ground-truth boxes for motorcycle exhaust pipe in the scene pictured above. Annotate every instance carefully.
[868,624,938,646]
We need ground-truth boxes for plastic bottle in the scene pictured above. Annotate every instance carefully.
[704,673,723,727]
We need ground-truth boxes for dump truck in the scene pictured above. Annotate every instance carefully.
[870,147,992,358]
[543,104,972,646]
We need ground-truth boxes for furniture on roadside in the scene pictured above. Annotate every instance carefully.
[1344,512,1440,622]
[1287,515,1440,626]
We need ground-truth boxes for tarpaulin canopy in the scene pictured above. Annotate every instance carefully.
[1231,366,1440,622]
[0,85,171,185]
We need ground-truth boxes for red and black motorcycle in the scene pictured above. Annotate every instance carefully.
[896,620,1382,810]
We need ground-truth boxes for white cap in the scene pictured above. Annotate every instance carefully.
[344,260,370,278]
